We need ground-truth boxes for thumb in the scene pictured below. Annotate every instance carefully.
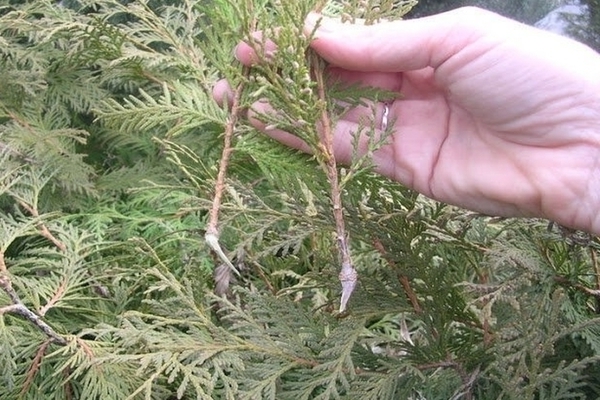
[303,7,495,72]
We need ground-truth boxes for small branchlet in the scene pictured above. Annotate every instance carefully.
[311,52,357,312]
[0,251,67,346]
[0,200,70,345]
[232,0,415,312]
[205,69,249,280]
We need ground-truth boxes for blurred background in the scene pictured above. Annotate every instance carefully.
[409,0,600,51]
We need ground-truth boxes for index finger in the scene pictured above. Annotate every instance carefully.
[303,8,502,72]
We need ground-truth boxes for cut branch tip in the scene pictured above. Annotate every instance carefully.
[205,232,241,277]
[339,263,357,312]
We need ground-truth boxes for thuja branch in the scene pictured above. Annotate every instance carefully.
[10,199,97,338]
[312,52,357,313]
[591,246,600,292]
[16,199,90,315]
[477,271,493,346]
[204,68,249,277]
[0,251,67,345]
[20,340,51,397]
[554,275,600,299]
[0,142,37,165]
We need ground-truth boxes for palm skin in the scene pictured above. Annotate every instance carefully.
[217,7,600,234]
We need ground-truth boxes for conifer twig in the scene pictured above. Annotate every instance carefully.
[205,69,249,277]
[417,358,478,400]
[0,252,67,345]
[591,247,600,291]
[477,271,493,346]
[38,278,68,317]
[18,200,67,252]
[0,142,37,164]
[251,260,277,295]
[312,53,356,313]
[20,340,51,396]
[554,276,600,298]
[0,204,69,344]
[17,199,89,313]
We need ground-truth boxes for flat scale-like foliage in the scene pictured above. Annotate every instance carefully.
[0,0,599,399]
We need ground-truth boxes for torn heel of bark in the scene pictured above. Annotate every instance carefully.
[338,261,357,313]
[205,232,241,277]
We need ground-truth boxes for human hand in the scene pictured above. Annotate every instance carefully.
[214,7,600,234]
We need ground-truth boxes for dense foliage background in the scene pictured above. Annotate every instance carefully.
[1,0,600,399]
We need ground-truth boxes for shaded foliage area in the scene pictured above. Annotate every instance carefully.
[0,0,600,399]
[410,0,559,22]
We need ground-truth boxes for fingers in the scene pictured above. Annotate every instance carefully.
[232,7,504,75]
[212,79,233,107]
[247,97,395,161]
[213,81,313,153]
[216,72,395,158]
[247,100,312,153]
[234,31,278,66]
[303,7,499,72]
[212,67,402,108]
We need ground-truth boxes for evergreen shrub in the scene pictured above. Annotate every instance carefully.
[1,0,600,399]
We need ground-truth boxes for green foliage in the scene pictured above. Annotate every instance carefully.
[1,0,600,399]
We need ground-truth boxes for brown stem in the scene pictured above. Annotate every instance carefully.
[312,53,356,312]
[204,69,249,277]
[373,239,422,314]
[63,366,74,400]
[0,304,22,314]
[38,277,68,317]
[20,340,51,396]
[591,247,600,313]
[0,302,67,345]
[18,200,67,252]
[554,275,600,298]
[0,254,21,306]
[206,71,247,236]
[251,260,277,296]
[477,271,493,346]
